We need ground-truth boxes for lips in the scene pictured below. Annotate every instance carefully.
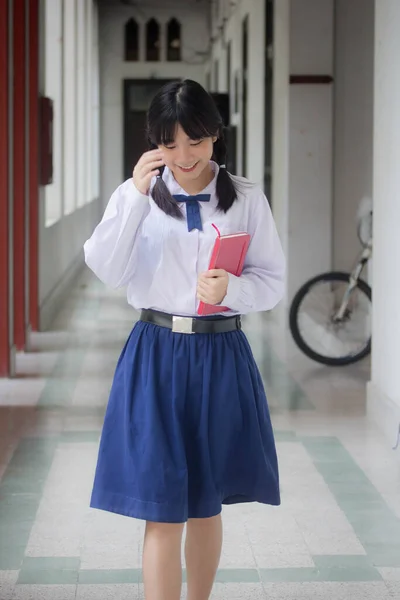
[176,162,199,173]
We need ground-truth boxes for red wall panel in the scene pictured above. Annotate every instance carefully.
[29,0,39,332]
[13,0,26,350]
[0,0,10,375]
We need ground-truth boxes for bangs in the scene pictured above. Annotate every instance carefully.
[152,103,217,146]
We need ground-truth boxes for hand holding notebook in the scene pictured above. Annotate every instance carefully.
[197,225,251,316]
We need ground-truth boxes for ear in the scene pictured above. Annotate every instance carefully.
[212,136,218,143]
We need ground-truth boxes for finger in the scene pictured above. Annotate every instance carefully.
[198,280,217,296]
[197,274,209,285]
[143,170,160,185]
[138,159,164,175]
[197,278,213,290]
[198,271,219,282]
[197,283,212,295]
[197,292,211,303]
[203,269,227,278]
[197,284,210,297]
[142,149,163,161]
[135,152,163,170]
[198,295,217,306]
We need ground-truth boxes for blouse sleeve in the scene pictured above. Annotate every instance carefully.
[83,179,150,289]
[222,188,286,313]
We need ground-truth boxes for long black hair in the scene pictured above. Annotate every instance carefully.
[146,79,237,219]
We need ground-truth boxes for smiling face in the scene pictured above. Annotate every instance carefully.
[158,125,217,192]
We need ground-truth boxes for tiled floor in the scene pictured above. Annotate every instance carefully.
[1,271,400,599]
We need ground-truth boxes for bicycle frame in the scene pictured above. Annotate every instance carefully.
[334,238,372,321]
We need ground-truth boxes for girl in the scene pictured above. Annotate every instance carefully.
[84,79,285,600]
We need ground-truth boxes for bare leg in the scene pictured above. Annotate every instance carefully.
[185,514,223,600]
[143,521,185,600]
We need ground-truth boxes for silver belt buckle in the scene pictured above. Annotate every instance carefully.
[172,316,194,334]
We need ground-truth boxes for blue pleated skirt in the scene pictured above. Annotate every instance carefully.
[90,318,280,523]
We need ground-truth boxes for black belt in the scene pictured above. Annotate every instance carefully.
[140,309,241,334]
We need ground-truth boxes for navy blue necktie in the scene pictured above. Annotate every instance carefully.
[173,194,211,232]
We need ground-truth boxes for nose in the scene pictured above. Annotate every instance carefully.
[176,147,194,165]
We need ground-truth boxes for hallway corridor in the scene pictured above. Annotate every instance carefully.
[0,273,399,599]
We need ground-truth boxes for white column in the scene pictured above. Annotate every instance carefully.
[271,0,290,282]
[247,0,265,185]
[76,0,86,208]
[91,0,100,201]
[286,0,334,303]
[367,0,400,448]
[85,0,92,205]
[63,0,77,215]
[44,0,63,225]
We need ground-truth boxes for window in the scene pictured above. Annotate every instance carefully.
[146,18,160,61]
[167,18,181,61]
[125,18,139,61]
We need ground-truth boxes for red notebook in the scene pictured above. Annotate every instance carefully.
[197,225,251,316]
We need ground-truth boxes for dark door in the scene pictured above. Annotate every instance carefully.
[123,79,177,181]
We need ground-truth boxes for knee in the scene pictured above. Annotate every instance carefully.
[145,520,185,541]
[187,514,222,528]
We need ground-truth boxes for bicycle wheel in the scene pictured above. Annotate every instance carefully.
[289,271,372,366]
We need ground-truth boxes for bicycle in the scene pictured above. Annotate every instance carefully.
[289,197,373,366]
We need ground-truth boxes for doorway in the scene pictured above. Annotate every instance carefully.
[123,79,177,181]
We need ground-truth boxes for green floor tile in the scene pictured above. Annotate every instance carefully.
[59,431,100,443]
[316,567,382,582]
[0,548,25,570]
[79,569,141,584]
[0,439,58,568]
[38,349,87,409]
[214,569,259,583]
[312,555,372,569]
[17,568,79,584]
[22,557,81,570]
[273,430,298,442]
[0,504,39,523]
[302,436,400,566]
[363,543,400,567]
[0,478,48,495]
[259,565,382,582]
[260,568,320,582]
[255,343,315,411]
[78,568,260,585]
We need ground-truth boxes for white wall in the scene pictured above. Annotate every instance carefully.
[210,0,266,186]
[220,0,374,310]
[210,0,334,305]
[333,0,374,272]
[367,0,400,448]
[271,0,290,260]
[99,2,208,207]
[287,0,334,302]
[40,0,100,330]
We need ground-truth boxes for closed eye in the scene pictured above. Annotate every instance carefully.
[164,139,203,150]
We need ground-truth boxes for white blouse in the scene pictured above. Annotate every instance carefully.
[84,162,285,317]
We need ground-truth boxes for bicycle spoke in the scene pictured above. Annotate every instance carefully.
[294,278,371,362]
